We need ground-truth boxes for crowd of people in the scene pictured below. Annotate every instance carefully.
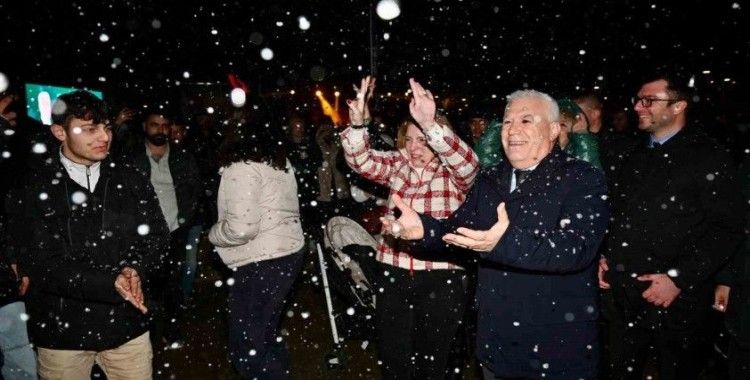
[0,70,748,380]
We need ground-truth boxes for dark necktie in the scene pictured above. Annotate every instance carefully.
[514,169,532,187]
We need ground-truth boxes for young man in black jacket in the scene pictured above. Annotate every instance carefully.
[600,74,745,379]
[5,91,169,379]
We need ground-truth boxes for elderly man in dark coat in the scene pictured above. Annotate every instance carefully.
[383,89,609,379]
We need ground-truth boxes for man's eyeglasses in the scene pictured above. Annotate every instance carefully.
[632,96,680,108]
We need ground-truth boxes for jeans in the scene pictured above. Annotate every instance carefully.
[181,224,202,301]
[0,301,37,379]
[228,252,304,380]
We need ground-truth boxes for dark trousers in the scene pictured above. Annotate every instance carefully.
[599,289,625,378]
[375,264,467,380]
[152,226,190,343]
[609,273,712,380]
[728,338,750,380]
[228,252,304,380]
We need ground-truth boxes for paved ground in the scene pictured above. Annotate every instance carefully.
[143,238,728,380]
[151,241,387,380]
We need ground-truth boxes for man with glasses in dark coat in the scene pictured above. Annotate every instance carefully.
[600,74,745,379]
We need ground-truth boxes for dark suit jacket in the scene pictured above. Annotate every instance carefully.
[125,142,201,229]
[606,127,744,331]
[421,147,609,377]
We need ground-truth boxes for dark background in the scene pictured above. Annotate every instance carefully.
[1,0,749,135]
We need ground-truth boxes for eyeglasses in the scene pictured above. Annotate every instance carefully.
[632,96,680,108]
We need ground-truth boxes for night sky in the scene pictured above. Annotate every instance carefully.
[2,0,749,116]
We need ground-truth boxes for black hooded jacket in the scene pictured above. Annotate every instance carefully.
[4,152,170,350]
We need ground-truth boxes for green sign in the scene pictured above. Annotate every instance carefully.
[25,83,104,125]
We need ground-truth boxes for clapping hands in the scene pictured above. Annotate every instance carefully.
[115,267,148,314]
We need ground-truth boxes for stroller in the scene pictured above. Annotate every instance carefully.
[316,216,379,349]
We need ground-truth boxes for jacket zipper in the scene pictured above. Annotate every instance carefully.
[86,166,91,192]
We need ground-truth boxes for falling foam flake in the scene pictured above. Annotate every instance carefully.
[137,224,150,235]
[230,88,246,107]
[298,16,311,30]
[261,48,274,60]
[32,143,47,154]
[0,72,9,92]
[71,191,87,204]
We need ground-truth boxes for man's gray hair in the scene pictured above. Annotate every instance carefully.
[505,89,560,122]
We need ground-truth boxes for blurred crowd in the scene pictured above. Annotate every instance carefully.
[0,70,748,380]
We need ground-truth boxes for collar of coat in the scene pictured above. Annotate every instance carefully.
[488,146,571,199]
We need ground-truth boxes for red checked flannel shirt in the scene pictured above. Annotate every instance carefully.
[341,123,479,271]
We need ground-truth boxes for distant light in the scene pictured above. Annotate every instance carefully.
[702,70,711,74]
[383,33,390,41]
[151,19,162,29]
[376,0,401,20]
[210,29,218,35]
[207,107,215,114]
[290,90,296,95]
[688,76,695,88]
[578,49,586,55]
[724,78,731,82]
[334,91,340,97]
[315,90,322,97]
[261,48,274,60]
[298,16,311,30]
[275,21,284,27]
[230,88,247,107]
[0,72,8,93]
[99,33,109,42]
[183,71,190,79]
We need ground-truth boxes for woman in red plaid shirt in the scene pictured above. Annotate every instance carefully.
[340,76,480,379]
